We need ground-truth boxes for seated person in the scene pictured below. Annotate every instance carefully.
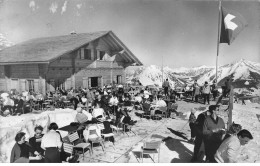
[142,99,151,114]
[123,96,133,111]
[120,106,137,125]
[134,93,143,104]
[29,125,45,163]
[82,108,93,122]
[75,106,89,124]
[150,95,167,116]
[10,132,42,163]
[81,95,88,106]
[92,102,106,121]
[102,120,115,143]
[109,93,119,114]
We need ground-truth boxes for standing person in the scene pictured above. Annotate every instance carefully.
[188,108,197,144]
[41,123,63,163]
[216,78,232,105]
[202,81,210,105]
[29,125,45,163]
[192,80,198,101]
[191,109,211,162]
[162,79,170,97]
[214,129,253,163]
[10,132,42,163]
[203,105,225,163]
[211,80,218,101]
[193,84,200,103]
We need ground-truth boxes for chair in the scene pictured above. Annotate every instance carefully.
[68,132,91,160]
[63,143,74,162]
[87,125,105,154]
[101,121,115,149]
[141,141,161,163]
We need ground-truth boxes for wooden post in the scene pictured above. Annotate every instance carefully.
[227,85,233,129]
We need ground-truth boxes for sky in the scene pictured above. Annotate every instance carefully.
[0,0,259,68]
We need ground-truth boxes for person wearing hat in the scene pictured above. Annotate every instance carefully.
[203,105,225,162]
[188,108,197,144]
[202,81,211,105]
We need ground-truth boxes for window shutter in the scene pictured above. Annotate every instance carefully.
[34,79,39,92]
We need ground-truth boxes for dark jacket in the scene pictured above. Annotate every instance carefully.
[10,142,34,163]
[29,134,45,155]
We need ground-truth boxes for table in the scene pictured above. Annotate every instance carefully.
[58,124,79,133]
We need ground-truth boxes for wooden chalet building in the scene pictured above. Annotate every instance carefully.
[0,31,142,94]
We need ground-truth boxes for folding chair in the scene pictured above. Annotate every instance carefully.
[141,141,161,163]
[68,132,91,160]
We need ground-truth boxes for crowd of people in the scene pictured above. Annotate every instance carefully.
[4,78,254,163]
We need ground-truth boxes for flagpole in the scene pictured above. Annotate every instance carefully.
[216,1,222,84]
[162,55,164,83]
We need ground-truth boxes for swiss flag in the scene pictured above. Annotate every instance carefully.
[219,6,248,45]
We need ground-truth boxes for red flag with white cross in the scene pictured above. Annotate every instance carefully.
[219,6,248,45]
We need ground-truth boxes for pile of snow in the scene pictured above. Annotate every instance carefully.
[0,109,77,163]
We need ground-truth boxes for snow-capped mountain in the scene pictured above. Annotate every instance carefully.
[126,59,260,95]
[0,33,13,50]
[172,65,214,77]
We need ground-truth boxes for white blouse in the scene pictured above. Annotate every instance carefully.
[41,130,62,150]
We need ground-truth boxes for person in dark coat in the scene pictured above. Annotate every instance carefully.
[191,109,211,162]
[29,125,45,163]
[203,105,225,163]
[10,132,42,163]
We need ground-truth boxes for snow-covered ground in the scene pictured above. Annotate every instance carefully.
[0,101,259,163]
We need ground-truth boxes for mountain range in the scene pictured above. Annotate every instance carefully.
[126,59,260,95]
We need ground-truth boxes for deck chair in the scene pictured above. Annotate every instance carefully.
[68,132,91,160]
[141,141,161,163]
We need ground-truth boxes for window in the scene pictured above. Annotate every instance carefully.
[27,80,34,92]
[84,49,91,60]
[100,51,105,60]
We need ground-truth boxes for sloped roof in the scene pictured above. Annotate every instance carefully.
[0,31,142,65]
